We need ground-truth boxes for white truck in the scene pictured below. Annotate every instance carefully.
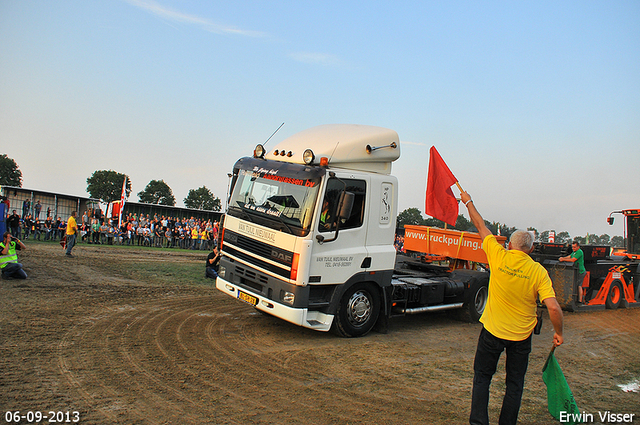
[216,124,489,337]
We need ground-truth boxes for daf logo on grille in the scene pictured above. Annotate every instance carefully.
[272,250,292,263]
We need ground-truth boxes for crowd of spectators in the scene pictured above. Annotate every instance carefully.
[84,211,220,250]
[7,207,220,251]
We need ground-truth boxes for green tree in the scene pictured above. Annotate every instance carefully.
[597,234,611,245]
[407,213,473,231]
[86,170,131,202]
[556,231,571,244]
[487,222,516,238]
[0,154,23,187]
[454,214,473,231]
[611,236,624,248]
[574,236,587,245]
[396,207,425,228]
[587,234,599,245]
[138,179,176,206]
[184,186,221,211]
[498,225,517,240]
[423,217,445,228]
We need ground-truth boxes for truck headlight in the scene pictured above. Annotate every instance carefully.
[219,265,226,278]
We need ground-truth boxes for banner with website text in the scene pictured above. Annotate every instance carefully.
[404,225,506,263]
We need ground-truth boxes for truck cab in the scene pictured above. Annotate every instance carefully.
[609,209,640,258]
[216,125,401,336]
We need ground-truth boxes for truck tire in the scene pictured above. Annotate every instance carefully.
[333,282,380,338]
[468,278,488,322]
[455,276,488,323]
[605,281,623,309]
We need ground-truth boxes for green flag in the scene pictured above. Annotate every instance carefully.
[542,347,581,424]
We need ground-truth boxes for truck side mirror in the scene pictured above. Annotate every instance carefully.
[317,191,355,245]
[607,217,614,225]
[338,192,355,220]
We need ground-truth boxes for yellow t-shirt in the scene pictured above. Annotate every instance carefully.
[66,216,78,235]
[480,235,556,341]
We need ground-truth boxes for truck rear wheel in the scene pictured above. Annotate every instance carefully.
[468,279,488,322]
[454,276,489,323]
[605,281,623,309]
[333,283,380,337]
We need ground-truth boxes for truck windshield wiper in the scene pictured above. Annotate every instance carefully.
[264,209,294,235]
[274,215,294,235]
[231,203,294,234]
[229,204,254,223]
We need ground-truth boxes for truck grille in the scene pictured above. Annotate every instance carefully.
[222,229,292,279]
[235,264,268,293]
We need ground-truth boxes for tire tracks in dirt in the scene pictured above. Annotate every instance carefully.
[56,294,457,424]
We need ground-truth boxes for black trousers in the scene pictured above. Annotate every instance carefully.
[470,327,532,425]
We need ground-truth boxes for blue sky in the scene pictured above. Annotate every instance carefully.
[1,0,638,238]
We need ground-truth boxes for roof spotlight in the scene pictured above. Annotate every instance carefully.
[254,144,266,159]
[303,149,315,165]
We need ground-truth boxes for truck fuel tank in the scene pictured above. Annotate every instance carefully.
[391,275,465,306]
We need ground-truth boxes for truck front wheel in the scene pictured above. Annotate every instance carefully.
[333,283,380,337]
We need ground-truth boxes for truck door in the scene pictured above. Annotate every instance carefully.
[308,176,369,285]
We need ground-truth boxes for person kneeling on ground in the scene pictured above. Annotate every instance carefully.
[1,231,28,279]
[205,246,220,279]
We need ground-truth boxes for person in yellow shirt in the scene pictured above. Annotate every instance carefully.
[191,226,199,250]
[461,191,563,425]
[199,228,208,250]
[65,211,78,257]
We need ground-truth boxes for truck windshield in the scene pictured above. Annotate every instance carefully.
[227,157,324,237]
[628,215,639,254]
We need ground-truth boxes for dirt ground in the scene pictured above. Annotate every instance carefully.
[1,242,639,425]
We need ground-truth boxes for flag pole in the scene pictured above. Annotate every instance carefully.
[445,182,465,230]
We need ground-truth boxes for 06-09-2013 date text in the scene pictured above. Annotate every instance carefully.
[4,411,80,424]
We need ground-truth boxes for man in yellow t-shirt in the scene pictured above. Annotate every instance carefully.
[65,211,78,257]
[461,191,563,425]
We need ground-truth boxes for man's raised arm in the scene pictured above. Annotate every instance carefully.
[460,191,492,240]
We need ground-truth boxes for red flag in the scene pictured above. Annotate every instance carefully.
[118,177,127,226]
[425,146,459,226]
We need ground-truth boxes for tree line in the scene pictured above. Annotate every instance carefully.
[396,207,624,247]
[0,154,221,211]
[86,170,221,211]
